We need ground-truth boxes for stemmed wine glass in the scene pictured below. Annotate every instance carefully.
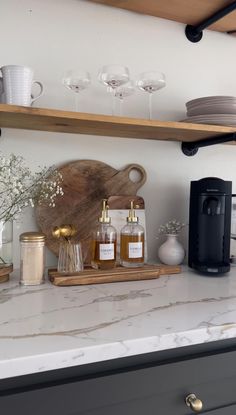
[98,65,130,115]
[62,69,91,111]
[113,81,135,116]
[136,71,166,120]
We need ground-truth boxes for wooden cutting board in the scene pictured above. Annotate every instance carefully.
[36,160,146,264]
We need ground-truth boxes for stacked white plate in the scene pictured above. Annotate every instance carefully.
[182,96,236,126]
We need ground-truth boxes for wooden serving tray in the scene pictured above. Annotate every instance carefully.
[48,264,181,286]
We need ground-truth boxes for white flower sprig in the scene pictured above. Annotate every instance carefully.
[0,153,63,223]
[158,219,185,236]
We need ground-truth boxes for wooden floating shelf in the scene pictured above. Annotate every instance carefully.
[0,104,235,144]
[89,0,236,33]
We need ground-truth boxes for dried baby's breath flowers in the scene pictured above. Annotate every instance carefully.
[0,153,63,223]
[158,219,185,236]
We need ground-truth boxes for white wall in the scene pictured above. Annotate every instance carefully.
[1,0,236,267]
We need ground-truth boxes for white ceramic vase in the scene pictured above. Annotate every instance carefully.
[158,234,185,266]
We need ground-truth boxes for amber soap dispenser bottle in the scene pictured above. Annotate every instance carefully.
[91,199,117,270]
[120,201,145,267]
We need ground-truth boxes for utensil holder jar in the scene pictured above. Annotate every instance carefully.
[58,241,83,273]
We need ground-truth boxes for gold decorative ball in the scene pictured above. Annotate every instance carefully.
[52,226,61,239]
[59,224,72,237]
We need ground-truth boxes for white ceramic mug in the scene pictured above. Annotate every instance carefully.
[0,65,43,106]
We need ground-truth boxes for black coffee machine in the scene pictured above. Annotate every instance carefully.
[188,177,232,275]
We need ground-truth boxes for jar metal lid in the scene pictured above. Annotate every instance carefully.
[20,232,46,242]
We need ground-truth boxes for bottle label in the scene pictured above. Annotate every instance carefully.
[128,242,143,258]
[99,244,115,260]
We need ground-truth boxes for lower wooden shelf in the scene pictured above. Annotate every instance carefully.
[0,103,235,143]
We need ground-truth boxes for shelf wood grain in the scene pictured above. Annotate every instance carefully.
[89,0,236,32]
[0,104,235,143]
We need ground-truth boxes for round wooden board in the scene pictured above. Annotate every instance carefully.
[36,160,146,264]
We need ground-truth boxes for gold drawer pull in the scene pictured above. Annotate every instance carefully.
[185,393,203,412]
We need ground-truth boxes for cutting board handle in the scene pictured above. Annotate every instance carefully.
[122,164,147,190]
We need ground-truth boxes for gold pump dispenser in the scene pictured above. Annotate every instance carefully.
[120,200,145,268]
[127,200,138,223]
[99,199,111,224]
[91,199,117,270]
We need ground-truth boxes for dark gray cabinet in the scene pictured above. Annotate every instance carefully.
[1,340,236,414]
[209,407,236,415]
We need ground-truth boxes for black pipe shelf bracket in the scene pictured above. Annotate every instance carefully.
[185,1,236,42]
[181,132,236,156]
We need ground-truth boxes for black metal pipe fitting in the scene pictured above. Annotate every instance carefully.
[185,1,236,42]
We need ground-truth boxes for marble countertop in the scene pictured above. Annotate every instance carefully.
[1,267,236,379]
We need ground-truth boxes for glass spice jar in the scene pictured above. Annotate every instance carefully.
[20,232,46,285]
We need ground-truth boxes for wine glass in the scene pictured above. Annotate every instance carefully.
[113,81,135,116]
[62,69,91,111]
[136,71,166,120]
[98,65,130,115]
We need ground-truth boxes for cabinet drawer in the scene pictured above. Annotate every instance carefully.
[209,405,236,415]
[2,350,236,415]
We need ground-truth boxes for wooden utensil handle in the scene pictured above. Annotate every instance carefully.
[123,164,147,189]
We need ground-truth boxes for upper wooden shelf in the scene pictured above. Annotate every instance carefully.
[0,104,235,144]
[89,0,236,32]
